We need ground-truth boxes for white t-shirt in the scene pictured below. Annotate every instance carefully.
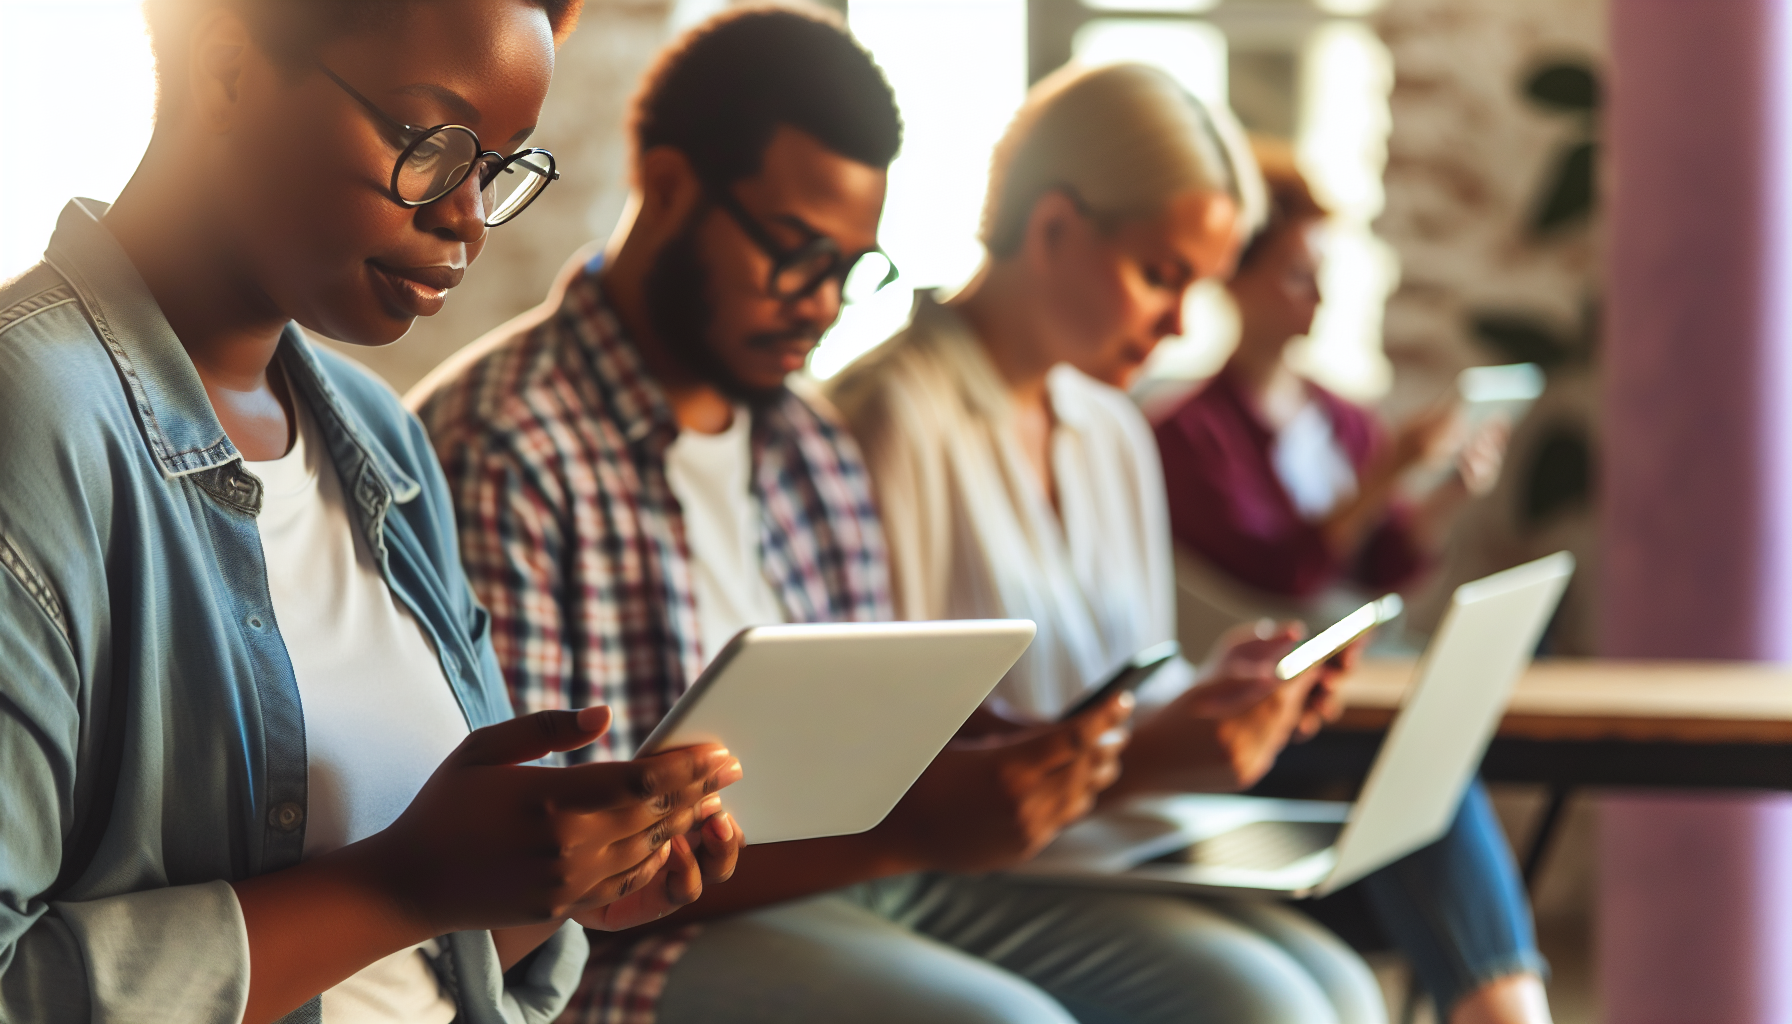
[663,406,787,666]
[245,401,469,1024]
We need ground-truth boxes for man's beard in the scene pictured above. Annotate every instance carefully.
[643,205,821,406]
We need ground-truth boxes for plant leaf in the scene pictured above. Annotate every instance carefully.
[1469,312,1574,368]
[1522,425,1594,529]
[1532,141,1597,234]
[1525,63,1600,111]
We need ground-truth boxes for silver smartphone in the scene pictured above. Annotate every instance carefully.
[1274,594,1404,681]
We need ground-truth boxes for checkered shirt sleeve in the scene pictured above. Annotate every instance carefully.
[415,265,895,1023]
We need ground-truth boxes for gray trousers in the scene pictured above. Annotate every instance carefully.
[656,873,1386,1024]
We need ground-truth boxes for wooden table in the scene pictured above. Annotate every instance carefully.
[1338,658,1792,745]
[1256,658,1792,885]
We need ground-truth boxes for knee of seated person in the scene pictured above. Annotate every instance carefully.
[749,966,1076,1024]
[897,979,1080,1024]
[1053,894,1372,1024]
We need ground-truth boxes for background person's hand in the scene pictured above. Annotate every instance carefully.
[359,706,741,937]
[1389,400,1463,474]
[875,693,1134,873]
[1455,415,1510,496]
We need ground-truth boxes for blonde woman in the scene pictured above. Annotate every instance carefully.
[831,63,1386,1024]
[831,63,1550,1024]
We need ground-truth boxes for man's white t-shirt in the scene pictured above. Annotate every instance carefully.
[245,401,469,1024]
[663,406,787,666]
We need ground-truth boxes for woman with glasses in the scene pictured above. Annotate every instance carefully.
[0,3,742,1023]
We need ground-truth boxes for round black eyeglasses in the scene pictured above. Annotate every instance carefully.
[710,185,899,305]
[321,66,559,227]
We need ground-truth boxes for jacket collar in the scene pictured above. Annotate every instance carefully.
[45,198,238,478]
[560,264,688,451]
[906,289,1097,434]
[43,199,418,522]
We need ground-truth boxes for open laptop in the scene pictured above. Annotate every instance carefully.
[1014,551,1573,899]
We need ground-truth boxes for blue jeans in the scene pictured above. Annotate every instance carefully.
[1354,781,1548,1015]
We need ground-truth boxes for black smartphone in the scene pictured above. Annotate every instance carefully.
[1056,640,1181,722]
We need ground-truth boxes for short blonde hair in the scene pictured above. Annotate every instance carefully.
[980,62,1266,258]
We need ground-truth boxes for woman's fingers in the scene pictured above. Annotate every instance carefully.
[584,762,743,848]
[553,746,739,815]
[610,836,678,902]
[598,792,723,872]
[451,707,614,767]
[660,834,704,907]
[570,834,707,932]
[697,812,741,884]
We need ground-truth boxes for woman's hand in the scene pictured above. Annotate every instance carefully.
[1103,621,1325,798]
[231,706,741,1024]
[364,706,741,936]
[1289,635,1363,743]
[573,803,744,931]
[1454,416,1510,497]
[1388,401,1462,476]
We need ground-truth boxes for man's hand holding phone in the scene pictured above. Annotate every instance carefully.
[874,692,1134,873]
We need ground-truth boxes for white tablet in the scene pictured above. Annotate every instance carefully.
[636,620,1037,845]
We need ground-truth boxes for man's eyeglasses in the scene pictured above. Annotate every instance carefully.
[710,186,898,305]
[320,66,558,227]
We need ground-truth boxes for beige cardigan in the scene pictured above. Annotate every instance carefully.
[826,293,1184,719]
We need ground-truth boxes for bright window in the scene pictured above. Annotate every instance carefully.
[809,0,1029,379]
[0,0,158,282]
[1082,6,1398,401]
[818,0,1398,403]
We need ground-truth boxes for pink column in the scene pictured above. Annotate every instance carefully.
[1599,1,1792,1021]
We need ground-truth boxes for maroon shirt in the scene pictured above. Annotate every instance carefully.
[1154,370,1425,599]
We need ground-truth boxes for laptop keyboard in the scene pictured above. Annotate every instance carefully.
[1149,820,1344,872]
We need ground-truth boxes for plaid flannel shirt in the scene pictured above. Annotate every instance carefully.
[410,257,892,1023]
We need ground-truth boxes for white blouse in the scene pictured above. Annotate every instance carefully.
[827,293,1184,720]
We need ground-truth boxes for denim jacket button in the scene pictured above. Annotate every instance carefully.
[268,801,304,832]
[245,614,265,631]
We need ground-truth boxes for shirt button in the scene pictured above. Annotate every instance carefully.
[245,614,266,631]
[268,801,304,832]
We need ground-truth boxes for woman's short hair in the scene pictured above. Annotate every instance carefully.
[144,0,585,116]
[1234,136,1329,272]
[980,62,1266,259]
[629,4,903,190]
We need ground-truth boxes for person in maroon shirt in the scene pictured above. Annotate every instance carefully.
[1155,142,1503,600]
[1146,143,1548,1024]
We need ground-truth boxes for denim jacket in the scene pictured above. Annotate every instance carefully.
[0,200,587,1024]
